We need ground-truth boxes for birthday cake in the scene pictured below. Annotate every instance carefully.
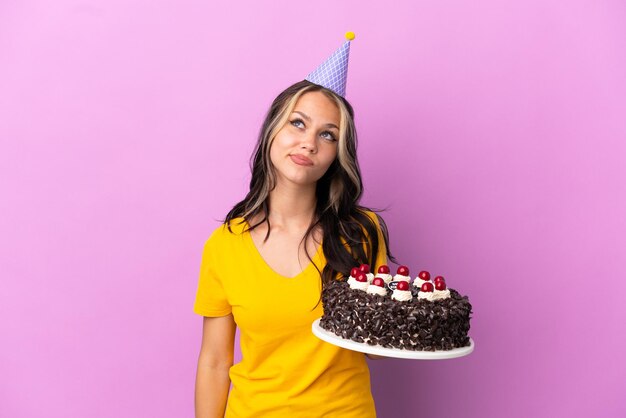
[319,264,472,351]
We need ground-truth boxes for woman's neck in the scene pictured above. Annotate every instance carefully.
[267,181,317,228]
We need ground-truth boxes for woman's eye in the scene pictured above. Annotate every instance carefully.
[321,131,337,141]
[290,119,304,128]
[290,119,336,141]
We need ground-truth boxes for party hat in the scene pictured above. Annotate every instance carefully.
[305,31,355,97]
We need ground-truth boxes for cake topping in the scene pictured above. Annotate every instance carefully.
[418,282,435,301]
[356,272,368,282]
[347,267,360,287]
[374,265,393,284]
[397,281,409,291]
[358,264,375,283]
[391,279,413,301]
[434,275,445,284]
[432,278,451,300]
[413,270,431,288]
[421,282,434,292]
[366,277,387,296]
[394,265,411,282]
[372,277,385,287]
[349,272,369,291]
[378,265,390,274]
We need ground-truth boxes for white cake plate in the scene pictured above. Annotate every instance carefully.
[312,319,474,360]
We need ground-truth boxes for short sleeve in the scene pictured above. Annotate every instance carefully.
[368,212,388,271]
[193,235,232,317]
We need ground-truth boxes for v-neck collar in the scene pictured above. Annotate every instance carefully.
[243,222,323,280]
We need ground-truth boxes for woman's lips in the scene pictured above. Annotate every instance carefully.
[289,154,314,166]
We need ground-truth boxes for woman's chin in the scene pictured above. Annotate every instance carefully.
[276,174,322,189]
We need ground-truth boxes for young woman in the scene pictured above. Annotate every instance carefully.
[194,79,392,417]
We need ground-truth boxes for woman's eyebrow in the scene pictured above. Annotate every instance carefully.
[293,111,339,130]
[293,110,313,121]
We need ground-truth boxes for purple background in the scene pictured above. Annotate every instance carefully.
[1,1,625,417]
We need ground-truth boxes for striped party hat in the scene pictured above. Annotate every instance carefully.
[305,31,355,97]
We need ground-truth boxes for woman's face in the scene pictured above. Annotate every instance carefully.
[270,91,340,187]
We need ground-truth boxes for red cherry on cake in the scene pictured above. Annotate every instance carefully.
[421,282,434,292]
[359,264,370,274]
[356,272,368,282]
[372,277,385,287]
[350,267,359,277]
[418,271,431,281]
[435,281,447,291]
[434,276,445,284]
[397,265,410,276]
[396,281,410,291]
[378,265,390,274]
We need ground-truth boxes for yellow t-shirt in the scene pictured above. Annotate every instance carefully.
[194,214,386,417]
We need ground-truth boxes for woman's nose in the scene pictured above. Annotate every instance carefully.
[300,131,318,154]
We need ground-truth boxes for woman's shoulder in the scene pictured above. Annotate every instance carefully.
[204,218,248,247]
[361,208,378,219]
[355,208,384,227]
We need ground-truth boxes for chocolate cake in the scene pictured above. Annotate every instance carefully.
[319,265,472,351]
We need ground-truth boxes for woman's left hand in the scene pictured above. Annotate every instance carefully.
[365,353,386,360]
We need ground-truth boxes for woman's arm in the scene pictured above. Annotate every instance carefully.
[195,314,236,418]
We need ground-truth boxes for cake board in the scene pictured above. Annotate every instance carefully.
[312,319,474,360]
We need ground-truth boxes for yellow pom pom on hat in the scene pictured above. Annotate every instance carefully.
[305,31,355,97]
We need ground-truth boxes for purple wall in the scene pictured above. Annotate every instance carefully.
[1,1,624,417]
